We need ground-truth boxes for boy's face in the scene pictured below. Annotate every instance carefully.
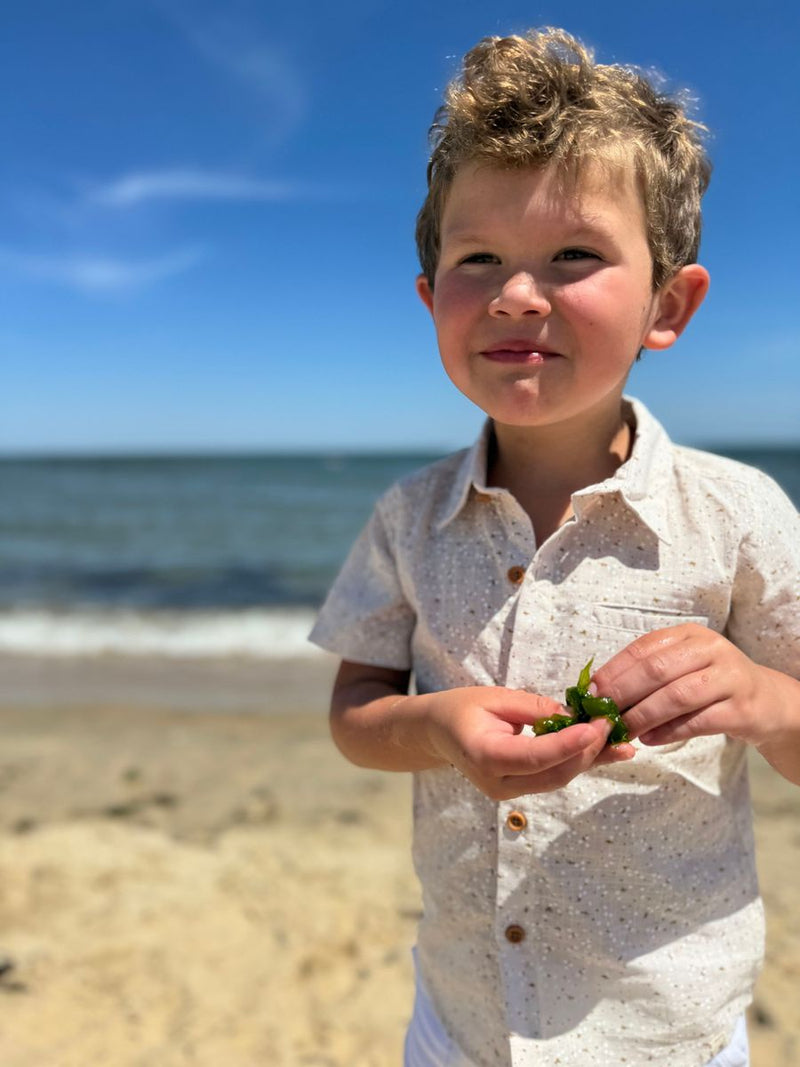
[416,162,701,434]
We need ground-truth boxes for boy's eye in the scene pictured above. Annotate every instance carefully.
[459,252,499,265]
[555,248,600,261]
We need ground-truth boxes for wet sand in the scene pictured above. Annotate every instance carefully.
[0,653,796,1065]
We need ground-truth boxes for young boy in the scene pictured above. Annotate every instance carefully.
[310,27,800,1067]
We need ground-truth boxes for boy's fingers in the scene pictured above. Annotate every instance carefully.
[484,689,571,726]
[638,709,715,746]
[592,624,714,709]
[479,717,610,778]
[490,723,615,797]
[619,667,725,737]
[592,741,636,765]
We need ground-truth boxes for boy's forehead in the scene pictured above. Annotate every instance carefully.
[441,159,646,235]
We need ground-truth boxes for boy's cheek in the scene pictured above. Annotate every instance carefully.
[428,271,484,316]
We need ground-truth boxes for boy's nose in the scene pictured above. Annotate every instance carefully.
[489,272,551,317]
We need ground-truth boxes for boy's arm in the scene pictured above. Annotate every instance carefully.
[592,625,800,785]
[331,659,634,800]
[754,671,800,783]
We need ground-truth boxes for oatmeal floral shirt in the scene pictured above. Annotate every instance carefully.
[310,398,800,1067]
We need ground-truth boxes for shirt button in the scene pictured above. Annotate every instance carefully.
[506,810,527,832]
[507,565,526,585]
[505,924,526,944]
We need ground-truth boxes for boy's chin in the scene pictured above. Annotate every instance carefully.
[483,397,630,436]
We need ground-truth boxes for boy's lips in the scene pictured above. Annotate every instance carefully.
[480,340,561,364]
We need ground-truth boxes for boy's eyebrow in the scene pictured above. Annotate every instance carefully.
[441,218,620,246]
[440,230,492,246]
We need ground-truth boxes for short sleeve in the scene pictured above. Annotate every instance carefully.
[725,471,800,679]
[308,490,416,669]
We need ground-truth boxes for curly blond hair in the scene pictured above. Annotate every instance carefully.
[416,28,711,289]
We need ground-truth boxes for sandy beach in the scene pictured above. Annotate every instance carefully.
[0,652,797,1066]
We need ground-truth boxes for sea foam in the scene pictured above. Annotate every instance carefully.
[0,607,324,659]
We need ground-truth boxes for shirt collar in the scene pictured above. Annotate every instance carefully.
[435,397,675,544]
[434,419,495,530]
[573,397,675,544]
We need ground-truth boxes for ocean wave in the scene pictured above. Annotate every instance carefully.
[0,607,325,659]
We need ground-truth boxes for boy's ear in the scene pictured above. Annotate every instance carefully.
[642,265,710,351]
[415,273,435,314]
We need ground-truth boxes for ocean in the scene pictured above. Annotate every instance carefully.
[1,444,798,659]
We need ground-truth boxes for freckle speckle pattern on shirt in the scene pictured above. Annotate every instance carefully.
[310,398,800,1067]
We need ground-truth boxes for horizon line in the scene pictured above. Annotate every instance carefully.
[1,439,799,462]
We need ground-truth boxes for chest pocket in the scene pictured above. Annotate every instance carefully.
[565,604,712,673]
[586,604,711,636]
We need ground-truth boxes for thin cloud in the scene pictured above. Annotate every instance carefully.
[88,169,301,208]
[0,246,204,294]
[154,1,307,141]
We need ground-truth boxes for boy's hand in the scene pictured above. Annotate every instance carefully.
[416,686,634,800]
[330,660,634,800]
[592,623,797,751]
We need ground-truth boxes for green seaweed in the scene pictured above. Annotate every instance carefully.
[533,658,630,745]
[530,713,575,735]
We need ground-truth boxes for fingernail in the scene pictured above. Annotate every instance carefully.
[611,743,636,758]
[588,681,598,696]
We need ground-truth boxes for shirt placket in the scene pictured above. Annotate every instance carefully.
[495,798,544,1049]
[493,518,578,1058]
[485,497,542,1053]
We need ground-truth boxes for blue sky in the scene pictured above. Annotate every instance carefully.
[2,0,798,453]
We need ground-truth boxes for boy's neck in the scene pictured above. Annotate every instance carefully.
[487,404,634,544]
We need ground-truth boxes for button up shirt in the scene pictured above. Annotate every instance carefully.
[310,399,800,1067]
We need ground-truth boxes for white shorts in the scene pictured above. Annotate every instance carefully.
[404,958,750,1067]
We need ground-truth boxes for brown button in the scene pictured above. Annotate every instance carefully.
[505,924,526,944]
[506,810,527,832]
[507,565,525,585]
